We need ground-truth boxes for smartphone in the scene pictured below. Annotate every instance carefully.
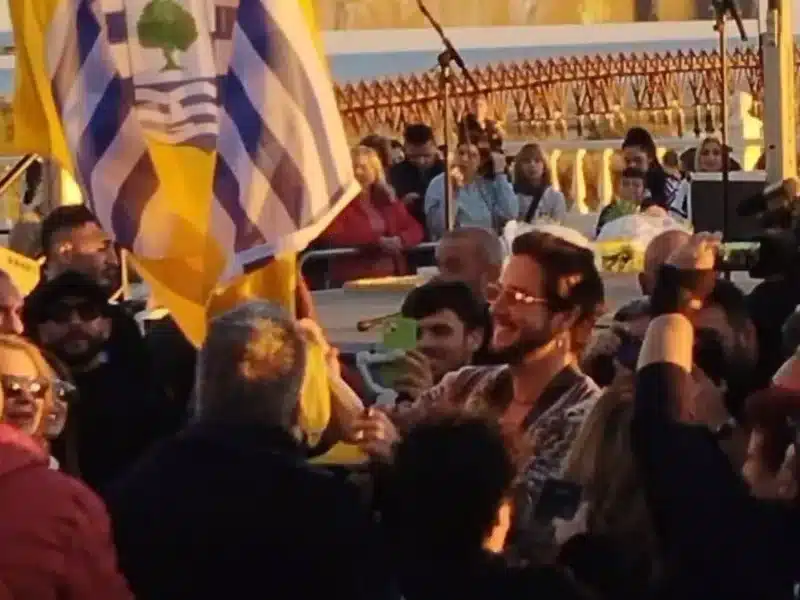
[533,478,583,522]
[370,360,402,390]
[382,316,418,351]
[716,241,760,272]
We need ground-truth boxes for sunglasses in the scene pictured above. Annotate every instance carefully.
[487,283,548,307]
[43,302,103,324]
[0,374,50,399]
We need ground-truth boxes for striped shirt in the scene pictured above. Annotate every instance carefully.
[394,364,600,560]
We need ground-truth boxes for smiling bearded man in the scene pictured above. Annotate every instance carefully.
[391,226,604,561]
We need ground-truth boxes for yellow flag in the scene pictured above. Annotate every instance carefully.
[0,246,41,295]
[11,0,360,457]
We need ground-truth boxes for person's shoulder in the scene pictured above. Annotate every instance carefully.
[389,160,412,179]
[1,445,107,525]
[563,374,602,422]
[597,202,616,218]
[415,365,506,408]
[107,302,144,341]
[440,364,507,391]
[427,172,445,189]
[544,186,566,200]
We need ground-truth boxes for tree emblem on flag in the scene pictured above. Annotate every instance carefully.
[137,0,199,71]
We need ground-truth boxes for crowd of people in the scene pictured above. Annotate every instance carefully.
[308,111,744,287]
[2,113,800,600]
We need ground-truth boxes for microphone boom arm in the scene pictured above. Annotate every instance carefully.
[416,0,481,93]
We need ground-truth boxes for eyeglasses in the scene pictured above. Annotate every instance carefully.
[487,283,548,307]
[0,374,50,400]
[44,302,102,324]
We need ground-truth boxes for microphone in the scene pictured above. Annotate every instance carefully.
[416,0,481,93]
[737,178,798,217]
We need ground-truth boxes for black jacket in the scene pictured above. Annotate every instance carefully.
[393,547,591,600]
[105,422,397,600]
[633,362,800,599]
[389,159,445,232]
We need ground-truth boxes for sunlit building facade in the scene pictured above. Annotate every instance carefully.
[313,0,759,30]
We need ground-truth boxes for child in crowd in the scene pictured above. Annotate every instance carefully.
[595,167,647,236]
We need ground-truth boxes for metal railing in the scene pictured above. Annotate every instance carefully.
[301,241,439,289]
[0,154,36,236]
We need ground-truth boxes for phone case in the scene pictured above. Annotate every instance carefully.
[382,316,418,351]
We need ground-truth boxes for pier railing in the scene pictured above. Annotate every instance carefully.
[334,46,781,140]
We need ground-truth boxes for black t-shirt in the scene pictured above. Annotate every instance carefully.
[388,159,445,232]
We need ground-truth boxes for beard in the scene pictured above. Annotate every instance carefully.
[489,326,556,366]
[98,266,122,297]
[52,332,107,369]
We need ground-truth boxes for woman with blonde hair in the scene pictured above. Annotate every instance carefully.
[0,334,70,459]
[320,145,423,286]
[513,143,567,223]
[557,386,660,598]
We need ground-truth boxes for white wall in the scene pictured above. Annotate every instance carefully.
[323,19,762,55]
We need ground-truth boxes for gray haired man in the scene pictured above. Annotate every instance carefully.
[105,302,397,600]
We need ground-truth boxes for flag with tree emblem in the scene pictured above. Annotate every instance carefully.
[10,0,359,345]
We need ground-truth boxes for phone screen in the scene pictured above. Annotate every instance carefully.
[382,317,418,351]
[533,478,583,522]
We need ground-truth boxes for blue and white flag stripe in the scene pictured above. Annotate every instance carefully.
[214,0,358,279]
[45,0,359,284]
[47,0,163,256]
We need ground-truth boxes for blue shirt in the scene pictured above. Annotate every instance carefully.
[424,173,518,239]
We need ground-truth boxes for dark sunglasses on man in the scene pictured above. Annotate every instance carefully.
[43,302,104,325]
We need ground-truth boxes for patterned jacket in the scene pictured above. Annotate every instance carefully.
[394,364,600,561]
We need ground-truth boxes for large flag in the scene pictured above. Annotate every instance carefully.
[11,0,361,451]
[10,0,358,345]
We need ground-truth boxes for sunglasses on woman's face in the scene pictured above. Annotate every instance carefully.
[0,374,50,400]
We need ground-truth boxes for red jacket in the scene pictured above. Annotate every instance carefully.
[321,183,424,286]
[0,425,133,600]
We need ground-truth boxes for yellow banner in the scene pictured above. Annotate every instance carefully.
[0,246,41,295]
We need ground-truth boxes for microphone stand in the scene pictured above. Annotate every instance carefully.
[417,0,481,232]
[712,0,748,245]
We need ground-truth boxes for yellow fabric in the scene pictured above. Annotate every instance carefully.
[11,0,337,450]
[9,0,72,168]
[295,0,366,463]
[0,246,41,295]
[311,442,368,466]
